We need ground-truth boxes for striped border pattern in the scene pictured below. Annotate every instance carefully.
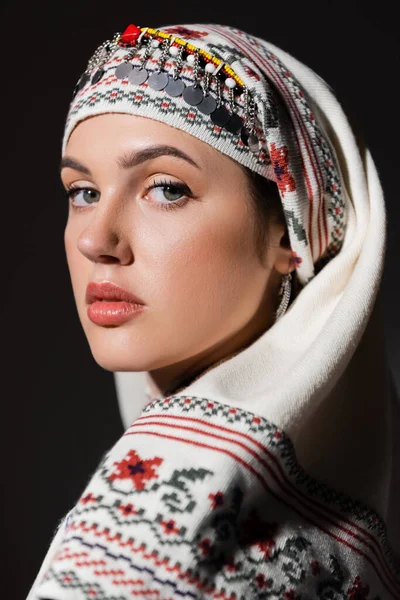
[33,394,400,600]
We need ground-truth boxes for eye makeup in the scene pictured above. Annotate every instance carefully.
[65,178,194,212]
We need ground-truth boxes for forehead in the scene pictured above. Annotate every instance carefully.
[65,113,227,169]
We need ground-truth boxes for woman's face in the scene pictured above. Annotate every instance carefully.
[62,114,289,390]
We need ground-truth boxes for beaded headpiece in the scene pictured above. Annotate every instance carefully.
[72,25,277,159]
[63,23,347,287]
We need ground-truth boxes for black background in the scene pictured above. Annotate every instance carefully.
[2,2,399,598]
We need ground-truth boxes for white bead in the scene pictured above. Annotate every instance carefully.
[151,39,160,48]
[186,54,195,65]
[225,77,236,89]
[169,46,179,57]
[205,62,216,73]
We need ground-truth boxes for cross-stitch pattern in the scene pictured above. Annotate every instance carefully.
[33,395,400,600]
[63,23,348,288]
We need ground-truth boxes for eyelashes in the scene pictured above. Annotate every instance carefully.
[66,178,194,212]
[143,179,193,211]
[66,187,100,207]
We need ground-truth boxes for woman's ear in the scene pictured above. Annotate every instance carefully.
[281,226,291,249]
[271,223,296,276]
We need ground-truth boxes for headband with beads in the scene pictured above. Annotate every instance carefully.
[72,24,279,157]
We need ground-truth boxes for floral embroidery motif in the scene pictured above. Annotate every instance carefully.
[108,448,163,491]
[118,502,138,516]
[80,492,96,505]
[160,518,180,535]
[34,394,400,600]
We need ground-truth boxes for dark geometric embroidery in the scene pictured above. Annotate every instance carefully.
[34,394,398,599]
[284,208,309,245]
[140,395,400,580]
[237,28,346,260]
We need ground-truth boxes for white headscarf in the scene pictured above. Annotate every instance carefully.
[28,24,400,600]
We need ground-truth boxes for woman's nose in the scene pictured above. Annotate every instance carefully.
[76,201,134,265]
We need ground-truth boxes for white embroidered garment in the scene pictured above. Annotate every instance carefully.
[27,25,400,600]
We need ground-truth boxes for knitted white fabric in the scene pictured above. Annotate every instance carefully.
[61,24,348,287]
[27,23,400,600]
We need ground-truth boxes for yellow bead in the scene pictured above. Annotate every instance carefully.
[141,26,245,87]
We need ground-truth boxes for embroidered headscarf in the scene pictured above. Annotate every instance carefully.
[27,22,400,600]
[61,23,347,287]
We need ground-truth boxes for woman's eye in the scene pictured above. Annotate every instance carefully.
[145,182,190,208]
[162,185,185,202]
[66,181,191,212]
[67,187,100,207]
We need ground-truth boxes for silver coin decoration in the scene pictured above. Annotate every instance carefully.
[197,94,217,115]
[183,85,204,106]
[91,68,105,84]
[115,62,133,79]
[248,133,260,153]
[165,76,185,97]
[225,113,243,135]
[73,73,88,97]
[210,105,231,127]
[74,28,272,158]
[128,67,149,85]
[241,127,250,146]
[77,73,90,90]
[148,71,169,91]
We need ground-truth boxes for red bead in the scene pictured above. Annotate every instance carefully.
[121,24,141,45]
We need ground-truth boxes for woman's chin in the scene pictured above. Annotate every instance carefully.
[90,351,154,373]
[86,337,179,373]
[85,337,153,372]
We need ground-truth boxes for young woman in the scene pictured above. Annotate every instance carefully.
[27,22,400,599]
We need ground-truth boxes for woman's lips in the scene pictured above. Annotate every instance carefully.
[87,300,145,325]
[86,281,145,305]
[85,281,146,325]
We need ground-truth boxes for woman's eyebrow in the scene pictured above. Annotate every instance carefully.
[60,145,201,175]
[60,157,91,175]
[116,145,201,170]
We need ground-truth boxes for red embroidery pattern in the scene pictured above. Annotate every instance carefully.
[160,519,180,535]
[118,502,138,516]
[108,449,162,491]
[243,64,261,81]
[162,26,209,39]
[347,575,370,599]
[209,491,224,509]
[270,142,296,197]
[34,395,399,600]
